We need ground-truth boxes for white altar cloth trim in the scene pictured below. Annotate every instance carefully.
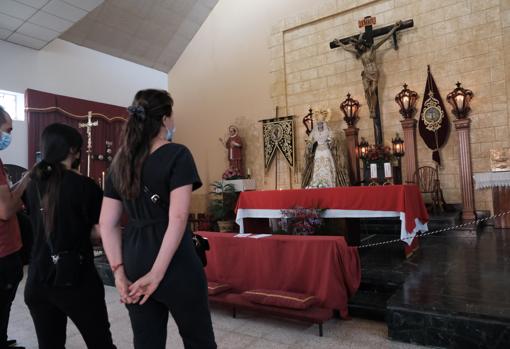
[473,171,510,190]
[235,209,428,246]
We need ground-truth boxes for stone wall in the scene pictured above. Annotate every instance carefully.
[265,0,510,213]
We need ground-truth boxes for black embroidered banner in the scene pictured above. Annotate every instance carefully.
[262,116,295,169]
[418,66,450,165]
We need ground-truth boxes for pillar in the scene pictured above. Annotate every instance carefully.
[453,118,476,220]
[400,118,418,183]
[343,126,360,185]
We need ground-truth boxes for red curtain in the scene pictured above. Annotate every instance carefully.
[25,89,128,184]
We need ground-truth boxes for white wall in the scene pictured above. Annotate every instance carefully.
[0,38,168,168]
[167,0,328,211]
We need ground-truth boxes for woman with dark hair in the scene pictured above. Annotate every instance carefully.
[99,89,216,349]
[23,123,116,349]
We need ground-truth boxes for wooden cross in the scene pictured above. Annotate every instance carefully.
[330,17,414,145]
[78,111,98,177]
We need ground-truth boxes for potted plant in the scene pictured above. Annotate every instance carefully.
[208,181,237,232]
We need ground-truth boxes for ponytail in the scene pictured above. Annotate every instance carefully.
[29,123,82,235]
[111,89,173,199]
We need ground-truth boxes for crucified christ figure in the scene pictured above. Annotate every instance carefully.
[333,20,401,118]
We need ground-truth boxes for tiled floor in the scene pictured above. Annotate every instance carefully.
[8,275,428,349]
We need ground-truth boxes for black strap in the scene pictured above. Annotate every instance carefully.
[143,184,169,212]
[142,183,194,233]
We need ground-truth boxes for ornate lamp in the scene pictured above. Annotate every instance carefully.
[391,133,404,184]
[395,83,418,119]
[447,82,473,119]
[359,137,370,160]
[391,133,405,157]
[340,93,360,126]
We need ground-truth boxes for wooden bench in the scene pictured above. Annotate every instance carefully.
[208,292,333,336]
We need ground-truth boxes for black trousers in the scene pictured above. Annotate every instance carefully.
[24,266,116,349]
[126,294,216,349]
[0,252,23,349]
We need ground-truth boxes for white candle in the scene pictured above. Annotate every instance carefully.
[247,168,251,177]
[384,162,392,178]
[370,163,378,179]
[403,96,410,109]
[101,171,105,190]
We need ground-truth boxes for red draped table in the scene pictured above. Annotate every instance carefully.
[235,184,429,246]
[200,232,361,318]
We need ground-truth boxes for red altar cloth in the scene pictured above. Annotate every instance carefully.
[200,232,361,318]
[235,184,429,244]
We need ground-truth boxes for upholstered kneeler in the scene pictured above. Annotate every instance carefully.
[208,290,332,336]
[207,281,232,295]
[242,289,318,310]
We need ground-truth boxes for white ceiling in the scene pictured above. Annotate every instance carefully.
[0,0,104,49]
[0,0,218,72]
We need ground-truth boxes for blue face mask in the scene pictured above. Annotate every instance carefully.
[0,132,12,151]
[165,126,176,142]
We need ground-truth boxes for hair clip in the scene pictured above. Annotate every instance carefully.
[127,105,146,121]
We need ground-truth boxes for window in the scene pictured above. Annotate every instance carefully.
[0,89,25,121]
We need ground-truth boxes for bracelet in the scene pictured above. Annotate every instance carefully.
[111,263,124,273]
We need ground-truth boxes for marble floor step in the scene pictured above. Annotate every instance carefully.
[348,289,389,321]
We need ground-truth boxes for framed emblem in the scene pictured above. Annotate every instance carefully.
[422,92,444,132]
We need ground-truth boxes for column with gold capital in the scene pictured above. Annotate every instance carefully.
[453,118,476,220]
[400,118,418,184]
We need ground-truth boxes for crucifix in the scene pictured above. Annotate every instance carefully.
[330,17,414,145]
[78,111,98,177]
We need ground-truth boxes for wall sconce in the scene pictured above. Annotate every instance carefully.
[446,82,473,119]
[340,93,360,126]
[359,137,369,160]
[391,133,405,157]
[395,83,418,119]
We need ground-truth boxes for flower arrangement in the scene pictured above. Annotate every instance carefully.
[279,207,324,235]
[365,144,393,162]
[222,167,242,180]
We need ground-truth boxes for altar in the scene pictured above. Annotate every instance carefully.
[235,184,429,246]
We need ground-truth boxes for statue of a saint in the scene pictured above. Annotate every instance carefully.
[219,125,243,177]
[334,21,401,118]
[302,110,349,188]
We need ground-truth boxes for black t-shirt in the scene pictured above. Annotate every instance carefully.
[24,171,103,283]
[103,143,203,288]
[104,143,202,219]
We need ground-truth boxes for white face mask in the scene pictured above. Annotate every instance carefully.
[165,126,176,141]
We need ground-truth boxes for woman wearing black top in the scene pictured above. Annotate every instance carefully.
[23,123,116,349]
[99,89,216,349]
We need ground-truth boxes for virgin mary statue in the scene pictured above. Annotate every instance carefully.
[301,110,349,188]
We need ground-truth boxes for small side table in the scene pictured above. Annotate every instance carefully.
[473,171,510,228]
[222,179,256,192]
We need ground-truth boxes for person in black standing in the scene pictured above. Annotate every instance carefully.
[99,89,216,349]
[23,123,116,349]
